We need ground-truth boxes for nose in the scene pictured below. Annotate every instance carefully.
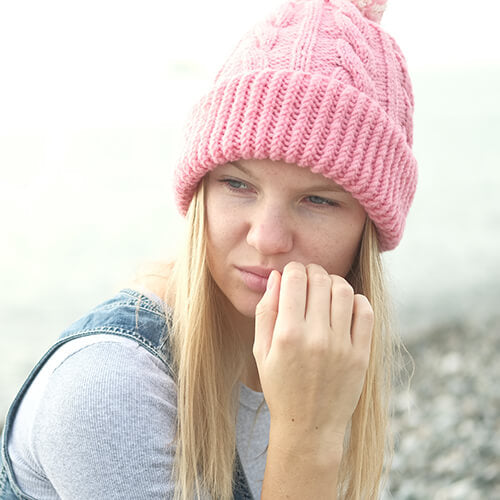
[246,202,293,255]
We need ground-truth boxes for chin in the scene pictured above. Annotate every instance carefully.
[230,293,262,320]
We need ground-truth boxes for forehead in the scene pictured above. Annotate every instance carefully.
[214,159,346,192]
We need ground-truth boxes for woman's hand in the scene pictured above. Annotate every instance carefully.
[253,261,374,448]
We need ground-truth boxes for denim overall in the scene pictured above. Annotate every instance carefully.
[0,288,253,499]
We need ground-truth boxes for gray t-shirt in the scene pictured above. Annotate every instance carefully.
[8,295,269,499]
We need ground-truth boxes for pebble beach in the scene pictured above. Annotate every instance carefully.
[385,312,500,499]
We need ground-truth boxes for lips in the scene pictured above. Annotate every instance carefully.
[236,266,275,293]
[237,266,274,278]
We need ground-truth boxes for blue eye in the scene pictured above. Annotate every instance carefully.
[306,195,338,207]
[219,179,249,191]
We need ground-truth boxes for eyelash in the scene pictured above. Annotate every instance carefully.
[219,179,249,192]
[218,178,339,208]
[306,195,338,207]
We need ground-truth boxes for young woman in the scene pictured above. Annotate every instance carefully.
[0,0,417,498]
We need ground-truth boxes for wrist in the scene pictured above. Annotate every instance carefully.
[268,420,345,468]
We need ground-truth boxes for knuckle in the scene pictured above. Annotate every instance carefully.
[330,274,349,286]
[334,281,354,299]
[307,337,330,357]
[360,307,375,324]
[274,328,299,349]
[310,274,332,288]
[284,261,305,272]
[254,305,265,319]
[254,300,269,318]
[333,342,349,359]
[354,295,374,320]
[306,264,331,286]
[305,263,326,274]
[283,261,306,281]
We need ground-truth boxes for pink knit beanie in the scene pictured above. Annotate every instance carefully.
[174,0,417,251]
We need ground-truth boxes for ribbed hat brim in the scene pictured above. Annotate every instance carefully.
[174,69,417,251]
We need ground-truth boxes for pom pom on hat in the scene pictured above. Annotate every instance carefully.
[174,0,416,251]
[350,0,388,23]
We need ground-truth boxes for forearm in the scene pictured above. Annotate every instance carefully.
[261,425,343,499]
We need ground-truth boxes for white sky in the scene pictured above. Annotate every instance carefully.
[0,0,499,132]
[0,1,498,339]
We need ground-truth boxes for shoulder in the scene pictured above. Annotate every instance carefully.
[27,337,178,498]
[57,285,175,361]
[34,338,177,458]
[12,336,177,445]
[124,259,176,307]
[41,336,177,414]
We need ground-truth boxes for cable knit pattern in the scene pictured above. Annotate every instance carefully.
[174,0,416,251]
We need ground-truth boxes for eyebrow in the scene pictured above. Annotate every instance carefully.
[228,161,256,179]
[227,161,347,193]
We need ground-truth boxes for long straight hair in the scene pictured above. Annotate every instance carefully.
[166,179,245,499]
[341,220,398,499]
[151,179,401,499]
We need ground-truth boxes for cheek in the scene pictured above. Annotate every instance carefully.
[206,196,225,242]
[310,223,364,276]
[205,200,244,262]
[207,213,233,250]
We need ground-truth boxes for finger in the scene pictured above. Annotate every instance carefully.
[304,264,332,327]
[254,270,281,362]
[330,275,355,341]
[351,294,374,357]
[277,262,307,321]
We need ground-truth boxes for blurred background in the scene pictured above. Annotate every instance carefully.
[1,0,499,498]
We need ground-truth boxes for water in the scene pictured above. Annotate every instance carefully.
[1,65,499,422]
[384,65,500,333]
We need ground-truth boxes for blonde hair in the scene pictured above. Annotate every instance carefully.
[142,180,402,499]
[341,220,398,499]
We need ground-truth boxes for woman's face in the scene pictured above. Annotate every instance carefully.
[205,159,367,319]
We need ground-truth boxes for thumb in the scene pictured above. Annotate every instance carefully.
[253,270,280,364]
